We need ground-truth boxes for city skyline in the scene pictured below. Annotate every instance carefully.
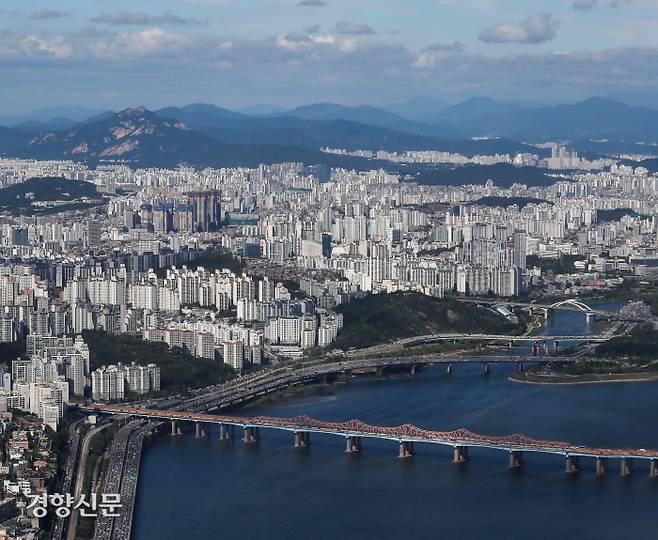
[3,0,658,113]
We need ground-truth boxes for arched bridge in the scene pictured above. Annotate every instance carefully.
[85,405,658,478]
[548,299,594,312]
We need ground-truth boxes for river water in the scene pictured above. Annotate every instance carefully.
[133,307,658,540]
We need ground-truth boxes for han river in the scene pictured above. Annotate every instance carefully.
[132,308,658,540]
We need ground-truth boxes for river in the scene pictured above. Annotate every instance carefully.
[132,306,657,540]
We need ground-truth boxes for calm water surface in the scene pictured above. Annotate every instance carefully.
[133,308,658,540]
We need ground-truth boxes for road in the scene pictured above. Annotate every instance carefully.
[89,404,658,463]
[91,420,155,540]
[51,418,84,540]
[162,354,580,413]
[92,421,141,540]
[110,423,156,540]
[65,422,110,540]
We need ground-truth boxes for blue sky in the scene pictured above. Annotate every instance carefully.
[2,0,658,113]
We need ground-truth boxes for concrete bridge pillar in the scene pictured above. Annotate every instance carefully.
[243,426,259,444]
[516,362,524,373]
[509,340,514,349]
[508,451,523,470]
[620,458,633,477]
[398,441,414,459]
[294,432,311,448]
[345,436,361,454]
[565,456,579,474]
[483,363,490,376]
[554,340,560,353]
[446,363,453,376]
[650,460,658,479]
[219,424,231,441]
[596,457,607,477]
[195,422,206,438]
[170,420,177,437]
[542,308,549,321]
[410,365,416,376]
[532,343,539,356]
[453,446,468,464]
[586,312,595,321]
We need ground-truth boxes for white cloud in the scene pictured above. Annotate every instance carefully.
[19,35,73,58]
[91,28,191,57]
[334,21,375,35]
[479,14,560,44]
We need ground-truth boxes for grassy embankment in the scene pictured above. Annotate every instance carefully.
[512,323,658,385]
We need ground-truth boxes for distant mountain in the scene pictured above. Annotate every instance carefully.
[433,97,658,142]
[0,106,108,126]
[0,106,549,171]
[0,126,29,156]
[238,104,286,116]
[156,104,539,156]
[80,110,116,125]
[381,97,449,123]
[3,106,392,169]
[441,97,525,121]
[275,103,443,136]
[496,98,658,141]
[12,118,78,132]
[606,92,658,111]
[18,106,218,165]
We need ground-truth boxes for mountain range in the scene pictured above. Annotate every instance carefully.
[1,97,658,173]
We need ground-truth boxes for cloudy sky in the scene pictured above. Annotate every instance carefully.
[2,0,658,113]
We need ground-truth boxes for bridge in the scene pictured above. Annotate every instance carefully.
[458,297,599,313]
[457,297,651,322]
[85,405,658,478]
[395,334,605,345]
[164,354,579,412]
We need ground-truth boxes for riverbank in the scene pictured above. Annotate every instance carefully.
[509,371,658,385]
[241,382,339,409]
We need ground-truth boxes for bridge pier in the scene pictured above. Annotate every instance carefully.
[532,343,539,356]
[483,363,490,376]
[446,363,453,376]
[170,420,177,437]
[453,446,468,464]
[620,458,633,477]
[195,422,206,438]
[650,460,658,479]
[294,432,311,448]
[508,451,523,470]
[565,455,579,474]
[398,441,415,459]
[243,426,259,444]
[410,365,416,376]
[516,362,524,373]
[345,436,361,454]
[219,424,231,441]
[596,457,607,477]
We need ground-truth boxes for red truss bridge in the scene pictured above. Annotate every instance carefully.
[85,405,658,478]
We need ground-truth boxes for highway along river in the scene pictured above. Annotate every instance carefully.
[133,306,658,540]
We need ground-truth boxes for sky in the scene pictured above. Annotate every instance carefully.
[2,0,658,113]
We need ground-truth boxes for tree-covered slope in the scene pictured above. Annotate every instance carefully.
[333,292,521,349]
